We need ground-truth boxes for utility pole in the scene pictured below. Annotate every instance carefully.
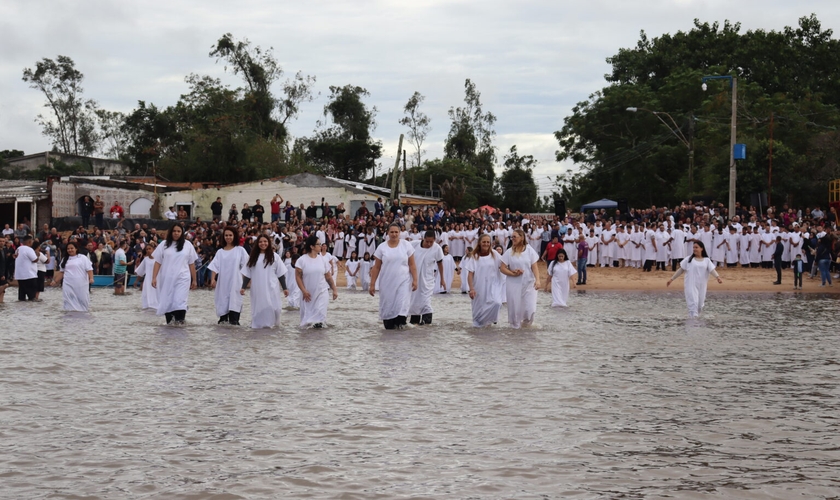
[390,134,403,201]
[399,150,407,195]
[688,115,695,192]
[768,112,774,206]
[729,77,738,219]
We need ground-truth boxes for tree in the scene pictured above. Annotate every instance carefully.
[497,145,538,212]
[210,33,317,141]
[22,56,99,156]
[399,91,431,167]
[445,79,497,181]
[95,109,129,160]
[305,85,383,181]
[555,15,840,209]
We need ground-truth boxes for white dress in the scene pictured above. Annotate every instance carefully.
[409,241,444,316]
[373,240,415,321]
[677,256,717,318]
[548,260,577,307]
[437,254,456,293]
[295,254,331,327]
[359,259,372,290]
[285,257,300,308]
[208,246,249,317]
[345,259,360,289]
[240,253,287,329]
[134,257,160,310]
[60,255,93,312]
[153,242,198,316]
[462,251,503,327]
[500,246,539,329]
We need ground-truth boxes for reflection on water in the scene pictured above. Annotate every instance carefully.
[1,288,838,498]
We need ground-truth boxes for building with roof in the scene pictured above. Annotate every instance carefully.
[7,152,130,176]
[0,180,50,230]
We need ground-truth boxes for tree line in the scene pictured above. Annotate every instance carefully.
[8,34,542,212]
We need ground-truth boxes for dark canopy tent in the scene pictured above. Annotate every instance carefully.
[580,199,618,212]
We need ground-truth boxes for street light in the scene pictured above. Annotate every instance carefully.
[701,75,737,219]
[626,107,695,190]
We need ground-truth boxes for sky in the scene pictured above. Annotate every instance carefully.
[2,0,839,199]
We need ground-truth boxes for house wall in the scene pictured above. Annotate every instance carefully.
[9,153,129,175]
[51,181,155,217]
[161,179,378,220]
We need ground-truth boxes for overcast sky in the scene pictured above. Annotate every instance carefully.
[2,0,839,197]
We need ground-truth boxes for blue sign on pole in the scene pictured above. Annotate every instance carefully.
[734,143,746,160]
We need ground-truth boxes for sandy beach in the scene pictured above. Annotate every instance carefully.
[335,261,840,294]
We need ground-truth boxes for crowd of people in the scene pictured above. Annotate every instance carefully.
[2,195,839,323]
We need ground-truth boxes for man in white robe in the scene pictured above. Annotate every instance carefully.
[409,231,445,325]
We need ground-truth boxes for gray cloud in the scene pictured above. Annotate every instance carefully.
[3,0,838,190]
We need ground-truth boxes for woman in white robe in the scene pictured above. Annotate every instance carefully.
[345,251,360,289]
[463,234,504,327]
[134,243,159,310]
[359,254,372,291]
[545,249,577,307]
[667,241,723,318]
[240,235,289,329]
[437,245,456,293]
[208,227,249,325]
[320,244,339,285]
[284,253,301,309]
[296,235,338,328]
[499,229,541,329]
[370,223,418,330]
[52,241,94,312]
[152,224,198,325]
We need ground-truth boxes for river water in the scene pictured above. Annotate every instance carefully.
[1,288,838,499]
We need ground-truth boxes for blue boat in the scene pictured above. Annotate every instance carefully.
[92,275,137,287]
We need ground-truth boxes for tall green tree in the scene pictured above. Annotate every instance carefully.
[22,56,99,156]
[399,91,431,167]
[445,79,497,181]
[305,85,383,181]
[497,145,538,212]
[555,15,840,209]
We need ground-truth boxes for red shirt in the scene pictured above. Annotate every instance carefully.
[545,241,564,261]
[270,201,281,215]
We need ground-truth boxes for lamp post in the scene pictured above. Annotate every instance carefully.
[701,75,737,219]
[626,107,695,190]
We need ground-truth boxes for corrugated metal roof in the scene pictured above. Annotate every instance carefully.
[0,181,49,201]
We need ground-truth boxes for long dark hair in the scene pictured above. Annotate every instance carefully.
[164,223,186,251]
[689,241,709,262]
[220,227,240,248]
[247,234,275,268]
[60,241,78,270]
[303,235,319,254]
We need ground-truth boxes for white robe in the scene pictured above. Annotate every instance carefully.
[333,231,345,259]
[373,240,415,321]
[240,253,287,329]
[60,255,93,312]
[153,242,198,316]
[285,258,300,308]
[500,246,539,329]
[548,260,577,307]
[295,254,331,327]
[437,254,456,293]
[345,259,360,289]
[208,246,249,317]
[359,259,372,290]
[409,241,444,316]
[462,251,503,327]
[678,256,716,318]
[134,257,159,310]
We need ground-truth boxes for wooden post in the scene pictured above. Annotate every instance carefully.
[390,134,404,200]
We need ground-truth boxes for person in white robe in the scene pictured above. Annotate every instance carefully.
[369,223,418,330]
[499,229,541,329]
[437,245,456,293]
[409,231,445,324]
[152,224,198,325]
[52,241,94,312]
[464,234,504,327]
[345,251,361,290]
[725,227,740,266]
[359,253,373,291]
[739,227,753,267]
[208,228,249,325]
[333,230,345,260]
[711,228,727,267]
[667,241,723,318]
[240,235,289,329]
[134,243,159,311]
[295,236,338,328]
[320,244,339,285]
[285,254,301,308]
[669,225,687,271]
[545,249,577,307]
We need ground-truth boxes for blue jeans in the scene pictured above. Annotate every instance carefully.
[577,257,587,283]
[818,259,832,285]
